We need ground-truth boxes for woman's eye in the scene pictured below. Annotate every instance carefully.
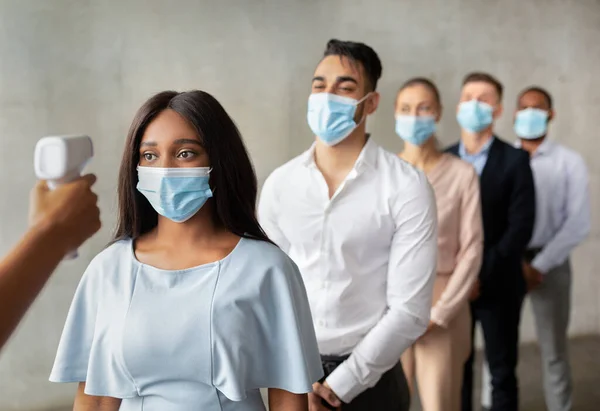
[143,153,156,161]
[178,150,196,159]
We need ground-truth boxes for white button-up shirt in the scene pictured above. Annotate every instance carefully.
[516,139,591,273]
[258,138,437,402]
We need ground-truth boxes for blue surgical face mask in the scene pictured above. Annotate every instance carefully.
[456,100,494,133]
[514,108,549,140]
[136,166,213,223]
[307,92,370,146]
[395,115,436,146]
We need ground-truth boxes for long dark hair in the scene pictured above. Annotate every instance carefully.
[113,90,271,244]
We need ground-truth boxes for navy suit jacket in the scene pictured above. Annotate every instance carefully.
[447,137,535,301]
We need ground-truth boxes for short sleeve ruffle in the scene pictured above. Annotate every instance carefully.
[49,243,138,398]
[211,244,323,401]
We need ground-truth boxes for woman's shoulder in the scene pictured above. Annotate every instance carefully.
[441,154,479,181]
[234,237,295,269]
[69,239,135,301]
[223,237,300,285]
[442,153,475,172]
[85,238,133,273]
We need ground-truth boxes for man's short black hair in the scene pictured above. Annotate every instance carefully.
[323,39,383,92]
[518,86,553,109]
[463,72,504,100]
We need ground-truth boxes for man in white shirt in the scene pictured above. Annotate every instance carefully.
[514,86,590,411]
[258,39,438,411]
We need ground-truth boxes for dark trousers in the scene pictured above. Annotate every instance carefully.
[321,355,410,411]
[461,295,524,411]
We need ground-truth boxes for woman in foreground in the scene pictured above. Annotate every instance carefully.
[50,90,323,410]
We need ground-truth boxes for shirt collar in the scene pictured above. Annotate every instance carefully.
[459,136,495,158]
[301,135,378,170]
[514,138,555,157]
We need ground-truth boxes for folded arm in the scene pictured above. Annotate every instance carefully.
[431,169,483,327]
[532,157,590,273]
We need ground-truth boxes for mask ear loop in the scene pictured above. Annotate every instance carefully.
[356,92,372,105]
[354,92,373,127]
[206,168,217,196]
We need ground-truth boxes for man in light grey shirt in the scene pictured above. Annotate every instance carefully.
[513,86,590,411]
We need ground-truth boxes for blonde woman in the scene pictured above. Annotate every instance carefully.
[396,78,483,411]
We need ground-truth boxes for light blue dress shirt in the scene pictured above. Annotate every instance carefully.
[459,136,495,175]
[516,139,591,273]
[50,238,323,411]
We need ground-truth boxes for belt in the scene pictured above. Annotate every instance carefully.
[524,247,543,263]
[320,354,350,379]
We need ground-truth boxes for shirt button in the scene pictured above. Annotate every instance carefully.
[317,319,326,327]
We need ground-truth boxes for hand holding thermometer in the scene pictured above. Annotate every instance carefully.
[34,135,94,259]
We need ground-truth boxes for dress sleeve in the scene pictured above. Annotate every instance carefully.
[211,248,323,401]
[49,246,138,398]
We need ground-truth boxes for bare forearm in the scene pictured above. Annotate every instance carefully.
[0,222,67,350]
[268,388,308,411]
[74,383,121,411]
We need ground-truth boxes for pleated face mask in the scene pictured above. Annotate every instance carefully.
[514,108,549,140]
[456,100,494,133]
[395,115,436,146]
[136,166,213,223]
[307,92,371,146]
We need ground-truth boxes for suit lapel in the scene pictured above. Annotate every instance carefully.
[480,137,502,190]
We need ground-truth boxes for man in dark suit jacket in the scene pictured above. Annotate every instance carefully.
[447,72,535,411]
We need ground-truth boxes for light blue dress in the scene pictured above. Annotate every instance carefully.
[50,237,323,410]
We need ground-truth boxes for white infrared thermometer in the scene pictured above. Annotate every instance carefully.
[34,135,94,259]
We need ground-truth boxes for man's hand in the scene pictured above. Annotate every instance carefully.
[29,174,101,254]
[522,261,543,292]
[469,278,481,301]
[309,381,341,411]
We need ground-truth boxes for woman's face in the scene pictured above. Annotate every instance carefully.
[395,84,441,122]
[138,109,210,168]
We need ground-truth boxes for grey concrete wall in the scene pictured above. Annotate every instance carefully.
[0,0,598,409]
